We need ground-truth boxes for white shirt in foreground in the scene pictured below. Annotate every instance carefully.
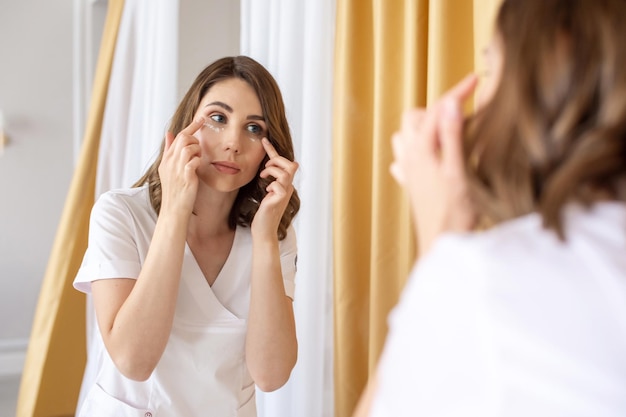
[370,203,626,417]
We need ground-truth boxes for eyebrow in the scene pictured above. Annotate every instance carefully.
[206,101,233,112]
[205,101,265,122]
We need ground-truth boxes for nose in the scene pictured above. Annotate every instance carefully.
[222,127,242,154]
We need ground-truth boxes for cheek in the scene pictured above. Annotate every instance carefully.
[477,39,503,110]
[195,128,222,151]
[193,125,208,143]
[476,59,503,111]
[249,144,267,168]
[240,146,267,182]
[476,77,497,110]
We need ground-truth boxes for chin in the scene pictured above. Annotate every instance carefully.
[200,176,255,194]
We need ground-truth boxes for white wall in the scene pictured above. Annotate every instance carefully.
[0,0,75,374]
[0,0,240,376]
[178,0,241,98]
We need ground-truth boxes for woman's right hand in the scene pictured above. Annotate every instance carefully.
[158,118,205,216]
[390,74,478,254]
[93,118,206,381]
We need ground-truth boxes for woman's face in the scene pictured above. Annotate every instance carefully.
[192,77,267,193]
[476,34,504,110]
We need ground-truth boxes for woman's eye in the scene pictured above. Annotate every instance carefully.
[203,114,227,134]
[246,124,264,137]
[210,114,226,124]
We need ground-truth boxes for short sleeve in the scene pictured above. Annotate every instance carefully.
[278,224,298,300]
[370,234,497,417]
[73,192,143,294]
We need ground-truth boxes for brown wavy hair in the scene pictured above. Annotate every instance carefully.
[134,56,300,240]
[464,0,626,238]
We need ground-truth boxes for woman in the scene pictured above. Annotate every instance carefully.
[356,0,626,415]
[74,56,300,416]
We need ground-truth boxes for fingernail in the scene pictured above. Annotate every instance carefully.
[443,99,461,120]
[196,116,206,123]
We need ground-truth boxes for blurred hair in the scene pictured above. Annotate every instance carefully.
[464,0,626,238]
[134,56,299,240]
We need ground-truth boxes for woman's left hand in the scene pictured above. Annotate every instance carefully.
[252,138,298,239]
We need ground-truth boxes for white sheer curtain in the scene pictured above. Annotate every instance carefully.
[241,1,336,416]
[95,1,178,196]
[78,0,179,412]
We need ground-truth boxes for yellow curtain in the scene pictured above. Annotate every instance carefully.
[16,1,125,416]
[332,1,501,416]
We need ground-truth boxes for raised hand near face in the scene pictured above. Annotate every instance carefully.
[158,118,205,217]
[251,138,299,239]
[390,74,479,254]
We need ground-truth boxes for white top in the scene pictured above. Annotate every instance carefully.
[73,185,297,417]
[370,203,626,417]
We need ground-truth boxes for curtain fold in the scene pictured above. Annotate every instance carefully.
[95,0,178,196]
[241,1,336,416]
[16,1,125,416]
[333,1,501,416]
[77,0,179,411]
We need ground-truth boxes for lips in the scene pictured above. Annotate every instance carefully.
[211,161,241,175]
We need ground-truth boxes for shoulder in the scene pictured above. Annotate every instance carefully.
[414,211,549,279]
[91,185,154,223]
[409,202,626,313]
[395,211,554,326]
[94,185,152,212]
[415,202,626,288]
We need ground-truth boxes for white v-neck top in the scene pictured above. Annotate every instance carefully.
[73,185,297,417]
[370,203,626,417]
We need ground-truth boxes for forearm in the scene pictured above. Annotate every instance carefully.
[246,238,297,391]
[99,213,188,380]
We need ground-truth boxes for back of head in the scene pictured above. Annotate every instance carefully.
[465,0,626,237]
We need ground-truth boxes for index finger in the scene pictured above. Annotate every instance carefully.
[261,137,280,159]
[181,116,206,136]
[443,73,479,103]
[401,108,426,133]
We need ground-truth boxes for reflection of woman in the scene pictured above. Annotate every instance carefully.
[74,56,300,417]
[356,0,626,415]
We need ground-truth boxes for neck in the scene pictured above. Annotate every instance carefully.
[188,185,238,239]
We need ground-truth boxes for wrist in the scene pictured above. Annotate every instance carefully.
[252,230,280,247]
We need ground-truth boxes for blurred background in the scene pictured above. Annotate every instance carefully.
[0,1,499,416]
